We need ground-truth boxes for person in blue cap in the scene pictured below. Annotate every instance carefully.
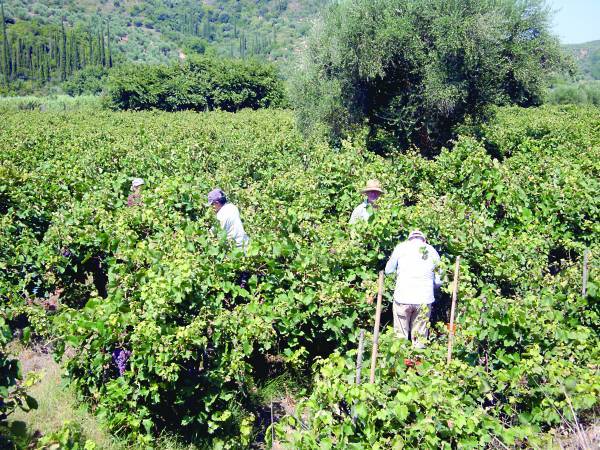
[207,188,249,250]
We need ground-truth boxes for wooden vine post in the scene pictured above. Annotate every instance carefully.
[352,291,373,423]
[582,248,590,297]
[369,271,385,384]
[270,401,274,448]
[446,256,461,365]
[354,292,373,385]
[355,329,366,385]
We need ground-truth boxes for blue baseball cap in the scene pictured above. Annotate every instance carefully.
[207,188,226,206]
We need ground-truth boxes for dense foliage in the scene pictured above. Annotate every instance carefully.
[293,0,569,153]
[0,105,598,447]
[105,56,286,111]
[281,106,600,447]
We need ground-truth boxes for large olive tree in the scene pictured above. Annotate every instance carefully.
[293,0,569,154]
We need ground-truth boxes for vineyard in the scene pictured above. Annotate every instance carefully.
[0,105,599,448]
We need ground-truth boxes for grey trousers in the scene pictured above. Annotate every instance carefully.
[393,302,431,348]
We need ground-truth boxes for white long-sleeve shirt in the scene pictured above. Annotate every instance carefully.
[216,203,249,249]
[349,200,372,224]
[385,239,442,305]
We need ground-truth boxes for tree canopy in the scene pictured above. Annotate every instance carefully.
[293,0,569,154]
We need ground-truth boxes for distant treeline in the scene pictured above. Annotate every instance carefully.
[105,56,286,112]
[546,80,600,106]
[1,3,114,89]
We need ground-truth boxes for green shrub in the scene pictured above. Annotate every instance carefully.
[546,81,600,106]
[35,421,96,450]
[105,55,287,112]
[63,67,111,96]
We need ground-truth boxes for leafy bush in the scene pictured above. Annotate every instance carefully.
[0,95,102,113]
[546,81,600,106]
[35,421,96,450]
[63,67,111,96]
[0,105,598,446]
[0,316,40,448]
[105,55,287,111]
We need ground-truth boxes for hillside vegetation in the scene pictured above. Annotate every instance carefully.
[0,0,327,66]
[1,104,598,447]
[564,40,600,80]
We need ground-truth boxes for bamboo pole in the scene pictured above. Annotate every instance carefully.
[582,248,590,297]
[369,271,385,384]
[446,256,461,365]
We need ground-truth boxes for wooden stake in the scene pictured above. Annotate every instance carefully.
[355,329,366,385]
[582,248,590,297]
[354,295,372,385]
[369,271,385,384]
[446,256,461,365]
[352,290,374,422]
[270,401,274,448]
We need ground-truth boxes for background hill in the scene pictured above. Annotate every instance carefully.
[1,0,328,63]
[563,40,600,80]
[0,0,597,97]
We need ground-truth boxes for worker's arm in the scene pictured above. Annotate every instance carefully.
[349,205,362,224]
[384,246,400,275]
[431,247,442,289]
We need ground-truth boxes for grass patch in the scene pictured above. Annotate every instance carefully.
[7,345,121,450]
[0,95,102,112]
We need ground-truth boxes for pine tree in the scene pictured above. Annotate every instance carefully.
[88,30,94,66]
[100,29,105,67]
[76,43,81,71]
[107,21,112,68]
[1,0,11,84]
[60,18,67,81]
[12,40,17,77]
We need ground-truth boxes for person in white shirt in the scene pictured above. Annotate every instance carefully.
[349,179,384,224]
[206,188,249,250]
[385,230,442,348]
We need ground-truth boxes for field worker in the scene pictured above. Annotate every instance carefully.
[207,188,249,250]
[385,230,442,348]
[127,178,144,207]
[349,179,384,224]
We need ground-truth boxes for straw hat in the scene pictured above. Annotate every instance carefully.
[361,179,384,194]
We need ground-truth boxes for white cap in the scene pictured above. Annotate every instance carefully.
[131,178,144,188]
[408,229,426,241]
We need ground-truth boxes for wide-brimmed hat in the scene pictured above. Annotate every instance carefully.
[131,178,144,188]
[361,179,384,194]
